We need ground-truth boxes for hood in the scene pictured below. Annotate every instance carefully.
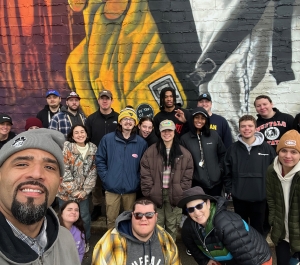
[116,211,142,243]
[273,156,300,181]
[237,131,264,151]
[189,107,210,136]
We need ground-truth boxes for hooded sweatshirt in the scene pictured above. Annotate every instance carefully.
[256,108,294,149]
[273,157,300,242]
[116,211,165,265]
[224,131,276,201]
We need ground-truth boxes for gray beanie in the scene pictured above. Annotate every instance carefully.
[0,129,65,175]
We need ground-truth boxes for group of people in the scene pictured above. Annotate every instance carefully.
[0,87,299,265]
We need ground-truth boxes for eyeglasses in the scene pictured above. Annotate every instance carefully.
[133,212,156,220]
[186,201,206,213]
[122,118,135,122]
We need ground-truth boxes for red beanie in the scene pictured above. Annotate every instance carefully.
[25,117,43,131]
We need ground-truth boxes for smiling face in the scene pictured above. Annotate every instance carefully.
[0,149,61,225]
[72,125,87,146]
[193,113,206,133]
[278,148,300,172]
[197,99,212,113]
[61,202,80,226]
[164,91,175,109]
[138,120,153,138]
[239,120,256,140]
[160,129,175,145]
[0,121,12,138]
[186,199,211,227]
[120,117,135,132]
[254,98,274,119]
[131,203,158,242]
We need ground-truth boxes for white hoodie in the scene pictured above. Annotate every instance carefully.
[273,156,300,242]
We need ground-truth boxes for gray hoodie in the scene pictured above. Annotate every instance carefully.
[116,211,165,265]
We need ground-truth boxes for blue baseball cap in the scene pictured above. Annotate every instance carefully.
[46,90,60,97]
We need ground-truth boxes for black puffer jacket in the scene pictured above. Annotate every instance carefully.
[181,197,271,265]
[181,111,226,189]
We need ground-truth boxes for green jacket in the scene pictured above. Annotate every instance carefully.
[266,163,300,253]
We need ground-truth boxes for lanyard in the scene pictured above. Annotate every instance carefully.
[197,133,204,167]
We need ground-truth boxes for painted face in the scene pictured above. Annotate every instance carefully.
[131,204,157,242]
[72,126,87,146]
[197,99,212,113]
[98,96,112,112]
[66,98,80,112]
[138,120,153,138]
[160,129,175,143]
[0,149,61,225]
[254,98,274,119]
[46,95,61,109]
[239,120,256,139]
[164,91,174,108]
[278,148,300,171]
[0,121,12,137]
[186,199,211,227]
[61,202,80,225]
[120,117,135,131]
[193,114,206,131]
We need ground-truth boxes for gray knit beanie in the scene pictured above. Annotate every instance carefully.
[0,128,65,175]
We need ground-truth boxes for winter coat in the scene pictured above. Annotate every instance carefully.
[0,131,16,150]
[48,106,86,138]
[266,159,300,253]
[92,211,181,265]
[223,132,276,201]
[96,132,148,194]
[0,208,80,265]
[181,130,226,189]
[85,108,119,146]
[57,141,97,201]
[140,144,193,207]
[182,197,271,265]
[36,104,62,128]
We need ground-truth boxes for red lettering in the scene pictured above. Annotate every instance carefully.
[175,124,183,134]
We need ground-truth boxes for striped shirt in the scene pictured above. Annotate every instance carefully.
[162,148,171,188]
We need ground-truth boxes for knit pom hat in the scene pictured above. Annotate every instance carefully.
[118,108,138,125]
[0,129,65,175]
[276,129,300,154]
[25,117,43,130]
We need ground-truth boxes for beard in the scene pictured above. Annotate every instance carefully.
[11,181,49,225]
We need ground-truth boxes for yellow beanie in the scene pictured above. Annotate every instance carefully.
[276,130,300,154]
[118,109,138,125]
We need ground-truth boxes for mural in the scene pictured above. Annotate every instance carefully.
[1,0,300,133]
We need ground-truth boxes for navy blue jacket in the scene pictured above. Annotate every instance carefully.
[96,131,147,194]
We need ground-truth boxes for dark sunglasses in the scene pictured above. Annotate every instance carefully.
[133,212,156,220]
[186,201,206,213]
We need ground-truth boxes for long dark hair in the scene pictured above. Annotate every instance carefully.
[156,133,182,169]
[138,116,154,126]
[58,200,85,240]
[159,87,177,110]
[67,124,90,144]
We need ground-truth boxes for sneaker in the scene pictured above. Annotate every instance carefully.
[85,243,90,253]
[186,249,191,256]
